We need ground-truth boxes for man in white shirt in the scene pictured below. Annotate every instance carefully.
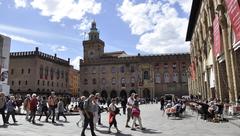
[125,93,135,127]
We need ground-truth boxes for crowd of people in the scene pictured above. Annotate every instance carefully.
[0,91,147,136]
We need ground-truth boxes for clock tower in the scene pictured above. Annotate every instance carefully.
[83,21,105,61]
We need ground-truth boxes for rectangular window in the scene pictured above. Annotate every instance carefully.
[18,81,21,86]
[37,80,40,85]
[28,68,31,74]
[43,81,45,86]
[21,69,24,74]
[11,69,14,75]
[12,81,14,86]
[25,80,28,85]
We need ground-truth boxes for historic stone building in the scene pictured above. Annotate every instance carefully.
[186,0,240,103]
[8,47,74,96]
[69,67,80,97]
[79,21,190,99]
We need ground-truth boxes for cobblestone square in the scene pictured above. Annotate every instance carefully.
[0,104,239,136]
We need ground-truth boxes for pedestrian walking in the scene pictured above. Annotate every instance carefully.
[108,98,120,133]
[131,94,144,130]
[92,96,99,130]
[6,96,17,124]
[81,94,96,136]
[0,92,7,125]
[23,94,31,120]
[121,98,127,115]
[46,91,58,123]
[38,96,48,121]
[56,98,67,122]
[76,96,85,127]
[125,93,135,127]
[28,94,38,124]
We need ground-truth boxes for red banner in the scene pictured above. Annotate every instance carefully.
[225,0,240,46]
[213,15,222,57]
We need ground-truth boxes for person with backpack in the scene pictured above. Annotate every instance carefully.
[108,98,120,133]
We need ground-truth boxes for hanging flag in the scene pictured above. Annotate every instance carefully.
[225,0,240,47]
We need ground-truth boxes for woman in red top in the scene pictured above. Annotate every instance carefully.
[28,94,38,124]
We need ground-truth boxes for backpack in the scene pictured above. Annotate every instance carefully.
[114,106,120,115]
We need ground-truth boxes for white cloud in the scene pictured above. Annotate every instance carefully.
[118,0,191,54]
[50,45,68,52]
[1,32,41,45]
[30,0,101,22]
[73,18,91,32]
[70,56,82,70]
[0,24,81,42]
[14,0,28,8]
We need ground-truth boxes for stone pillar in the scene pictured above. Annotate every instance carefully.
[218,8,235,103]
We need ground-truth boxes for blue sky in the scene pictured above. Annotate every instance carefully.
[0,0,192,69]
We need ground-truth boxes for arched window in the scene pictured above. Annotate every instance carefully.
[120,66,125,73]
[45,67,49,79]
[130,66,135,72]
[40,65,43,79]
[155,73,161,83]
[131,77,135,87]
[173,72,178,82]
[102,78,106,85]
[111,67,116,73]
[93,78,97,84]
[92,67,96,74]
[121,77,125,87]
[61,70,64,79]
[56,69,60,79]
[50,68,54,80]
[112,77,116,85]
[164,72,169,83]
[143,71,149,80]
[101,67,106,74]
[84,79,88,85]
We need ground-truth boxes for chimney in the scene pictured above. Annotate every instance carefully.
[68,58,70,63]
[54,54,57,57]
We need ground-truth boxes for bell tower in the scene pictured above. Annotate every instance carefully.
[83,21,105,61]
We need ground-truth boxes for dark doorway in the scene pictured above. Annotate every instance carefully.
[143,88,150,98]
[120,90,127,99]
[110,90,117,98]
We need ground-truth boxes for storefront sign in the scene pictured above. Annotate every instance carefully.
[213,15,221,57]
[225,0,240,46]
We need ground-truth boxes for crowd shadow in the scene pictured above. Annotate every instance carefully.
[141,128,162,134]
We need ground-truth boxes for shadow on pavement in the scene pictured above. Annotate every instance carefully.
[141,128,162,134]
[53,123,64,126]
[0,125,8,128]
[32,123,44,126]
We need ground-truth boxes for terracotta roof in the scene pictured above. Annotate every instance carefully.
[102,51,128,58]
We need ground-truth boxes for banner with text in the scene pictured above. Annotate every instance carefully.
[225,0,240,46]
[213,15,222,57]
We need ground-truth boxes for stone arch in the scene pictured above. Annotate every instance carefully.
[110,90,117,98]
[92,90,97,95]
[83,90,90,97]
[143,88,150,98]
[120,90,127,99]
[101,90,108,99]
